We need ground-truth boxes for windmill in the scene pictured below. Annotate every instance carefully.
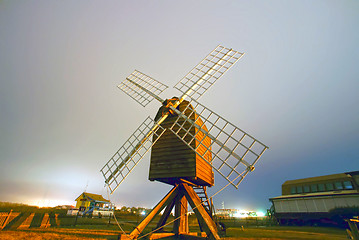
[101,45,268,240]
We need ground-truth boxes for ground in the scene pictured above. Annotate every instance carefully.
[0,205,350,240]
[0,226,349,240]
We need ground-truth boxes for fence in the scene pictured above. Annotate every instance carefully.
[1,210,273,232]
[0,210,20,230]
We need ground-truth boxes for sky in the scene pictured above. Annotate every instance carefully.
[0,1,358,212]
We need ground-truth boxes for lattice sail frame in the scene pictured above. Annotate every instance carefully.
[118,70,168,107]
[168,99,268,188]
[175,45,244,101]
[102,45,268,193]
[101,117,166,193]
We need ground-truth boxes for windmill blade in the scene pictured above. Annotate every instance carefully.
[101,116,166,193]
[174,45,244,102]
[168,100,268,188]
[118,70,168,107]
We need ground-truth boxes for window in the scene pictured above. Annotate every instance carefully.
[311,184,318,192]
[297,186,303,193]
[326,183,334,191]
[304,185,310,193]
[334,181,343,190]
[291,186,296,194]
[343,181,353,189]
[318,183,325,191]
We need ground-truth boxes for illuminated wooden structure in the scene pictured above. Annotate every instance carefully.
[101,45,268,240]
[150,98,214,187]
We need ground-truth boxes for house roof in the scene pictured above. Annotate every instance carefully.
[282,173,347,186]
[75,192,110,203]
[270,190,359,201]
[282,170,359,186]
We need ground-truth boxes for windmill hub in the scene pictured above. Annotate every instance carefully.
[161,97,180,116]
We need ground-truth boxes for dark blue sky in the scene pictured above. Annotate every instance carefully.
[0,1,358,211]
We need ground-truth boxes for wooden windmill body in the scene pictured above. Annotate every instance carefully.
[150,98,214,187]
[101,45,268,240]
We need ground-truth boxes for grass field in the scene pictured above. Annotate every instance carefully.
[0,226,349,240]
[0,202,351,239]
[225,226,348,240]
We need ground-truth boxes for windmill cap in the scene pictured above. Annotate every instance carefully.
[162,97,179,106]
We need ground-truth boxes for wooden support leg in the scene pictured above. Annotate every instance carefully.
[180,183,220,240]
[347,220,359,240]
[155,198,176,232]
[128,185,179,239]
[173,193,188,234]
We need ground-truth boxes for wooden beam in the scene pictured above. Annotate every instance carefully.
[173,193,188,234]
[128,185,179,239]
[155,198,176,232]
[180,183,220,240]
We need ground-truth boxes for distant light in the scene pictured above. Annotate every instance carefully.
[234,210,249,218]
[28,199,73,208]
[257,211,265,217]
[141,211,146,216]
[231,210,266,218]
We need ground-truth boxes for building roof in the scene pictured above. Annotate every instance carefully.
[75,192,110,203]
[283,173,346,185]
[270,189,359,201]
[282,171,359,186]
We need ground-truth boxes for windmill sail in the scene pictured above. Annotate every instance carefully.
[118,70,168,107]
[168,99,268,188]
[102,44,268,193]
[101,116,166,193]
[175,45,244,102]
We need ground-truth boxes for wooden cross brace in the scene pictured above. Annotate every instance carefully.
[120,183,220,240]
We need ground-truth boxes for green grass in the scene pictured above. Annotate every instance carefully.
[225,226,348,240]
[30,212,44,227]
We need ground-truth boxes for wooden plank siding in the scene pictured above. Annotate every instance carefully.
[149,99,214,186]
